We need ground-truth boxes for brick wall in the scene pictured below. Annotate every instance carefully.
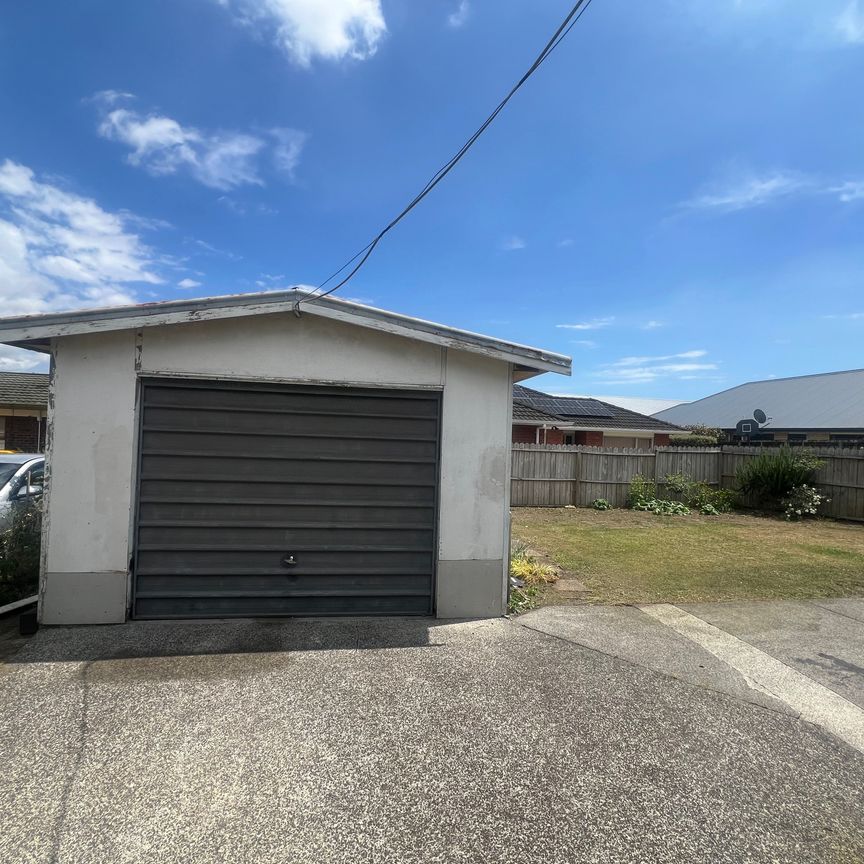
[653,433,671,447]
[512,424,537,444]
[573,430,604,447]
[3,416,45,452]
[511,425,566,445]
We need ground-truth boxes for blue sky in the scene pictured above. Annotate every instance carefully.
[1,1,863,402]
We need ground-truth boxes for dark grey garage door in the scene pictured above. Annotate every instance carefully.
[133,378,440,618]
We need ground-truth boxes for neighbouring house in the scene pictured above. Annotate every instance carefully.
[512,384,682,449]
[0,371,49,452]
[654,369,864,445]
[0,290,570,625]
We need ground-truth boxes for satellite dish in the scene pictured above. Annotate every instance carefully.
[753,408,767,425]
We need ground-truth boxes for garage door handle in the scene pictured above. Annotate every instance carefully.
[281,554,297,567]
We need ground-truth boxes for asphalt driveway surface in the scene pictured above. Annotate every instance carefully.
[1,616,863,864]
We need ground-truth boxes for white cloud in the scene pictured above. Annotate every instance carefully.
[642,319,664,330]
[836,1,864,42]
[89,89,135,107]
[271,128,308,179]
[0,344,45,372]
[501,235,526,251]
[684,171,809,212]
[595,350,718,385]
[831,180,864,201]
[216,0,387,67]
[571,339,596,348]
[98,105,267,190]
[0,160,161,311]
[557,237,574,248]
[448,1,470,28]
[613,350,708,366]
[684,168,864,213]
[823,311,864,320]
[0,160,171,369]
[556,317,614,331]
[178,278,202,289]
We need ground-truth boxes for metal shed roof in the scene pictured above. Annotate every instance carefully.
[0,371,49,408]
[0,289,571,377]
[654,369,864,430]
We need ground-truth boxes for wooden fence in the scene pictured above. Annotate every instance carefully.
[511,444,864,521]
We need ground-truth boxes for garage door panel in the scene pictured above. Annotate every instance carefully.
[140,454,437,485]
[141,430,438,460]
[143,384,440,418]
[137,573,431,597]
[143,405,438,439]
[134,380,439,618]
[139,479,435,503]
[138,524,433,548]
[135,594,432,619]
[137,548,432,574]
[139,501,435,525]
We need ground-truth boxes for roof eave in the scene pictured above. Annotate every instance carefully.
[0,290,571,377]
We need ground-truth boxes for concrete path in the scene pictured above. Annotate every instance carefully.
[2,616,863,863]
[521,598,864,754]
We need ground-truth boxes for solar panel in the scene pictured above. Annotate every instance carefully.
[526,397,615,418]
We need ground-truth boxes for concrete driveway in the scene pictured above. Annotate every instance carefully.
[1,615,863,864]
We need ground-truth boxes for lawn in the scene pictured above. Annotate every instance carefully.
[511,507,864,605]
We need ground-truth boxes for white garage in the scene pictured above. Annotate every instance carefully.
[0,290,569,624]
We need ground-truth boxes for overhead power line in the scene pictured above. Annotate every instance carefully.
[301,0,596,308]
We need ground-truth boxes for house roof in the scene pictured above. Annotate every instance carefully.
[653,368,864,430]
[513,384,683,433]
[0,289,571,377]
[0,371,49,408]
[512,402,563,424]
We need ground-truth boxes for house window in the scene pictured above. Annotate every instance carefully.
[563,433,576,445]
[740,422,752,433]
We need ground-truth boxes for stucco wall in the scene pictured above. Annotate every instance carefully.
[41,330,137,624]
[40,312,513,623]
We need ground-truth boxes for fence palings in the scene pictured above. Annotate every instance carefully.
[510,444,864,521]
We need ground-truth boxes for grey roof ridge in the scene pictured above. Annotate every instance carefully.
[0,289,571,376]
[655,367,864,416]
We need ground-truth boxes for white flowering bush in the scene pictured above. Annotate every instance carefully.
[782,484,829,520]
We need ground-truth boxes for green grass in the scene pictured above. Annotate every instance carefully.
[511,508,864,605]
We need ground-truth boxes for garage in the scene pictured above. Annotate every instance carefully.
[0,289,569,625]
[134,378,440,618]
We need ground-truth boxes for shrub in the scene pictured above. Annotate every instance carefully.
[663,472,691,496]
[507,581,543,615]
[632,498,691,515]
[0,500,42,607]
[688,483,738,514]
[669,425,722,447]
[510,546,558,585]
[662,472,737,513]
[591,498,612,510]
[669,434,720,448]
[736,447,823,506]
[782,484,830,520]
[628,474,656,508]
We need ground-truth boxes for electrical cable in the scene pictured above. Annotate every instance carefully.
[301,0,596,308]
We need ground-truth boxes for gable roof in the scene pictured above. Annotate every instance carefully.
[513,384,683,433]
[0,372,49,408]
[0,289,571,377]
[654,369,864,430]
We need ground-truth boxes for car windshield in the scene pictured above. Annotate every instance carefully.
[0,462,22,488]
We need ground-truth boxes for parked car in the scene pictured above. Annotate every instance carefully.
[0,454,44,532]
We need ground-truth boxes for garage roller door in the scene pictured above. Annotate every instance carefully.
[133,379,440,618]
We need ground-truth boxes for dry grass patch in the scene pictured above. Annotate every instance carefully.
[511,507,864,605]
